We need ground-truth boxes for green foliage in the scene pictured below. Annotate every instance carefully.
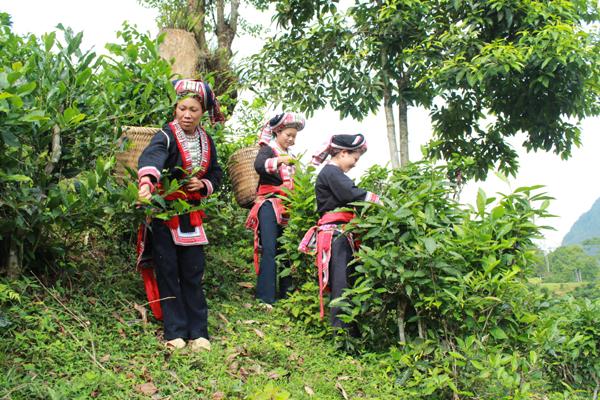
[0,21,173,273]
[278,160,600,395]
[427,0,600,179]
[331,163,549,350]
[540,245,600,283]
[248,384,291,400]
[101,23,175,127]
[138,0,201,31]
[375,338,554,399]
[278,164,319,284]
[569,281,600,299]
[535,296,600,393]
[247,0,599,180]
[279,281,329,336]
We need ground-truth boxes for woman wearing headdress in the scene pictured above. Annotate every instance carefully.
[245,112,305,304]
[136,79,224,351]
[299,134,382,333]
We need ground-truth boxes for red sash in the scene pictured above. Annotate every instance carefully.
[299,211,356,318]
[136,223,163,320]
[245,184,289,275]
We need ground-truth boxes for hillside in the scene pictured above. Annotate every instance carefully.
[562,197,600,246]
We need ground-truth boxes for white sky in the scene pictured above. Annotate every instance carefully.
[3,0,599,249]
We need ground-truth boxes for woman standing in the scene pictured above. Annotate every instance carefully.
[300,134,382,333]
[245,112,305,304]
[137,79,224,351]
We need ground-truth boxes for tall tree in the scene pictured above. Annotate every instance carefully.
[245,0,599,178]
[139,0,264,110]
[245,0,437,167]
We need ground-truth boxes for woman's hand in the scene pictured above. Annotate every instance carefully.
[186,177,205,192]
[138,178,154,201]
[277,155,295,165]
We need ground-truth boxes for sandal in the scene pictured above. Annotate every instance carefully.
[165,338,186,350]
[189,337,211,352]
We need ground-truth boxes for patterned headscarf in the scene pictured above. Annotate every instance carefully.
[173,79,226,125]
[258,112,306,146]
[311,133,367,166]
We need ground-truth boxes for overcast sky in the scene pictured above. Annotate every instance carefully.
[4,0,599,249]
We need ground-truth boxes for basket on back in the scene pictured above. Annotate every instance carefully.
[115,126,160,181]
[228,146,260,209]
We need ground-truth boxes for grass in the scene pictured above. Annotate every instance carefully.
[0,249,398,400]
[2,244,598,399]
[539,282,587,296]
[529,278,597,296]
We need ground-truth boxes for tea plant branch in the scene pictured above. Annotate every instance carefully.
[416,310,426,340]
[397,298,407,344]
[44,123,62,175]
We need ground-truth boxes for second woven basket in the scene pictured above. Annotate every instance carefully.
[228,146,260,208]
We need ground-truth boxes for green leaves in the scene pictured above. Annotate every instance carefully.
[20,110,48,122]
[0,21,175,273]
[427,0,599,181]
[307,162,554,354]
[62,107,86,125]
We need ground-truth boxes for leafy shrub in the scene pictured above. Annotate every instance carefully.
[278,165,319,285]
[0,19,173,274]
[337,162,552,351]
[535,296,600,394]
[279,281,329,336]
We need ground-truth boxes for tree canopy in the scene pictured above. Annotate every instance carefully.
[245,0,600,179]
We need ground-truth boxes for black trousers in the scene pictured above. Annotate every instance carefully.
[151,219,208,341]
[256,201,292,304]
[329,233,358,334]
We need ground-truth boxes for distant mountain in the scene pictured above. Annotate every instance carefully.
[562,197,600,246]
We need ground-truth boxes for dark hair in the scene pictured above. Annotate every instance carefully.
[330,147,366,158]
[329,148,343,157]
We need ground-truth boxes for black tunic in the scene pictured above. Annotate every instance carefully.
[315,164,367,214]
[254,145,283,186]
[137,123,223,196]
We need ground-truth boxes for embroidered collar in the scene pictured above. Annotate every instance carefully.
[169,120,211,178]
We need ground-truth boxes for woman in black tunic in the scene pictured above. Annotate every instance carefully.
[245,112,305,304]
[137,79,223,351]
[300,134,382,332]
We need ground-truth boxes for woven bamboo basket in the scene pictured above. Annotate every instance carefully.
[228,146,260,209]
[115,126,160,180]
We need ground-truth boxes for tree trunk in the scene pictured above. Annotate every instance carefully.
[417,311,426,340]
[162,0,239,111]
[6,236,22,279]
[215,0,239,60]
[397,91,409,166]
[44,124,62,175]
[188,0,208,71]
[381,47,399,168]
[397,298,407,344]
[383,86,400,169]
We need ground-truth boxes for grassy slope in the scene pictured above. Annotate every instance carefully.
[529,277,598,296]
[0,252,397,400]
